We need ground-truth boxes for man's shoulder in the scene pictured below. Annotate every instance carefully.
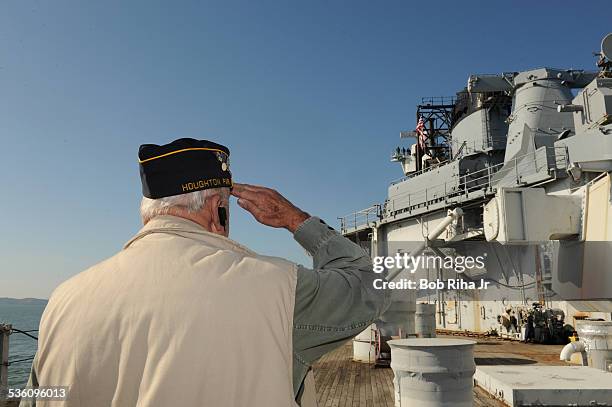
[242,251,297,271]
[187,233,299,272]
[207,240,298,275]
[49,254,119,302]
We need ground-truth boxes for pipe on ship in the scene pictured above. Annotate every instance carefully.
[387,208,463,282]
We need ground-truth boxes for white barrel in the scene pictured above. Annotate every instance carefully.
[415,303,437,338]
[353,324,376,363]
[388,338,476,407]
[576,321,612,372]
[378,290,416,337]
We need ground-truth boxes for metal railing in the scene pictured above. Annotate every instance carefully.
[420,96,456,106]
[391,135,510,186]
[390,159,450,185]
[387,146,567,215]
[338,204,381,234]
[340,147,568,234]
[1,324,38,389]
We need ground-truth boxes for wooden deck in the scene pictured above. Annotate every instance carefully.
[312,342,394,407]
[311,336,565,407]
[2,336,564,407]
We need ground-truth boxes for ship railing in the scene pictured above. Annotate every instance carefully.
[420,96,456,106]
[385,146,567,217]
[338,204,382,234]
[391,135,510,186]
[0,324,38,388]
[339,146,567,234]
[390,159,450,184]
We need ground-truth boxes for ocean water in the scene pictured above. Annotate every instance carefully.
[0,300,46,388]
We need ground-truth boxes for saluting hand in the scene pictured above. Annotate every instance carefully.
[231,183,310,233]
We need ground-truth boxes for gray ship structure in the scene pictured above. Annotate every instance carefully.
[340,34,612,346]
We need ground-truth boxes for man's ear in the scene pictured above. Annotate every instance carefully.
[208,193,223,233]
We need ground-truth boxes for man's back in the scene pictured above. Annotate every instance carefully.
[22,140,391,407]
[32,216,298,407]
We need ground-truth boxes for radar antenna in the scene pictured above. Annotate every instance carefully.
[596,33,612,77]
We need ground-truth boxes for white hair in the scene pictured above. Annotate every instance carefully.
[140,188,230,223]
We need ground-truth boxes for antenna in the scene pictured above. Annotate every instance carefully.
[601,33,612,61]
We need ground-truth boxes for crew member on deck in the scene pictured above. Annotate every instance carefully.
[22,138,390,407]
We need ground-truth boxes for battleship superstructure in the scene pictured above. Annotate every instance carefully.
[340,34,612,343]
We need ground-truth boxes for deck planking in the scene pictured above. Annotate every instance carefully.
[312,341,512,407]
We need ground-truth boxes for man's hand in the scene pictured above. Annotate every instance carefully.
[231,183,310,233]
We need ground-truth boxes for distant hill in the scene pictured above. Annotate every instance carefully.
[0,297,48,305]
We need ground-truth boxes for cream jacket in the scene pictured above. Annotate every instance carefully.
[23,215,391,407]
[26,216,298,406]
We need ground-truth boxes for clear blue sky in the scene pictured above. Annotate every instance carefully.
[1,0,610,298]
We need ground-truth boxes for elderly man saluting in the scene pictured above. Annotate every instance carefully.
[22,138,390,407]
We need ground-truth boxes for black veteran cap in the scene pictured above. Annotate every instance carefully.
[138,138,232,199]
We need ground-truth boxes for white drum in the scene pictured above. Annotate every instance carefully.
[576,321,612,372]
[352,324,377,363]
[389,338,476,407]
[415,303,437,338]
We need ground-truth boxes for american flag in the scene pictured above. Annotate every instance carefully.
[415,116,427,150]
